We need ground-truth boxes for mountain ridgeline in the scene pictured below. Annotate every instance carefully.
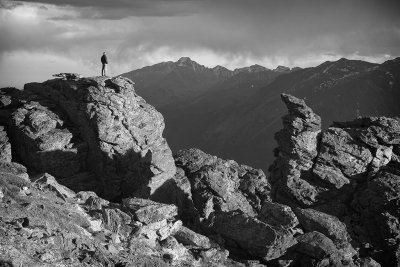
[121,57,293,108]
[121,57,400,171]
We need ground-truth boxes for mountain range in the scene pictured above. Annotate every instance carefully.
[121,57,400,171]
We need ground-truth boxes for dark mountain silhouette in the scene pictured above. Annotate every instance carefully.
[122,57,400,172]
[121,57,231,107]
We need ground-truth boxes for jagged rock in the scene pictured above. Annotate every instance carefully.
[274,94,321,164]
[32,173,76,199]
[0,164,115,266]
[175,148,270,218]
[173,225,212,249]
[294,231,338,260]
[333,117,400,147]
[200,247,231,264]
[0,161,29,180]
[134,218,182,244]
[312,127,373,187]
[160,236,196,265]
[0,126,11,162]
[0,87,23,109]
[0,160,237,266]
[9,97,86,178]
[122,197,178,224]
[0,75,176,200]
[293,208,350,246]
[204,210,297,261]
[257,202,298,230]
[351,170,400,266]
[102,207,132,236]
[52,73,82,80]
[269,94,322,206]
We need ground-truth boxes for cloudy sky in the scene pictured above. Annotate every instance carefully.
[1,0,399,87]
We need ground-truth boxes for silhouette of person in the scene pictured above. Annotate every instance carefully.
[101,52,108,76]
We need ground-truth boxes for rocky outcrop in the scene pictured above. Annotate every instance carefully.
[0,162,235,266]
[270,94,400,266]
[0,75,176,200]
[175,148,299,261]
[269,93,322,206]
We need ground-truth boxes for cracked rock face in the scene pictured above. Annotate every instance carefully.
[0,76,176,200]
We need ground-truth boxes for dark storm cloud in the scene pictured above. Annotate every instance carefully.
[0,0,22,9]
[1,0,400,87]
[2,0,400,58]
[8,0,202,18]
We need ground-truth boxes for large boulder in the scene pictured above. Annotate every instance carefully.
[175,148,271,218]
[204,210,297,261]
[293,208,350,246]
[122,198,178,224]
[295,231,338,260]
[312,128,373,188]
[1,75,176,200]
[258,201,299,230]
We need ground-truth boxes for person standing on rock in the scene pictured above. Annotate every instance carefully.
[101,52,108,76]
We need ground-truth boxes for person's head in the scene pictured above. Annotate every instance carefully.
[103,52,106,55]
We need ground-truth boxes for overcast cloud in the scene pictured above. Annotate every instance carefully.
[1,0,400,87]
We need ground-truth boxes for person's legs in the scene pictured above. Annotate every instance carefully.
[102,64,105,76]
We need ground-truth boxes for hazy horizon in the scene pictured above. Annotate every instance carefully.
[1,0,400,88]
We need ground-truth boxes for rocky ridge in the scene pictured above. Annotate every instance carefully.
[0,74,398,266]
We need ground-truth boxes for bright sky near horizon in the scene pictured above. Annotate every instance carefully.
[0,0,399,88]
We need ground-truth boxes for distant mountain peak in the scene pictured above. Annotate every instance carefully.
[273,65,291,73]
[234,64,268,74]
[213,65,230,71]
[176,56,208,71]
[338,57,349,62]
[177,57,194,65]
[212,65,233,78]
